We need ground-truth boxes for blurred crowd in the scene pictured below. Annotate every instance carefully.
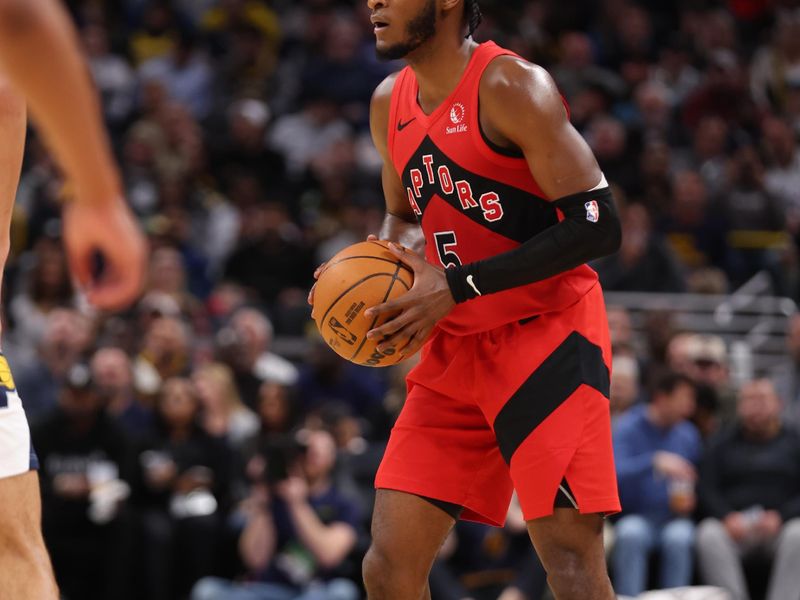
[4,0,800,599]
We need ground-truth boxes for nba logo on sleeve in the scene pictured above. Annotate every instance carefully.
[584,200,599,223]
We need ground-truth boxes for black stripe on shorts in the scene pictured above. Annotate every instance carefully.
[493,331,610,464]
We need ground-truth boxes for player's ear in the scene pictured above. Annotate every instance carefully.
[441,0,461,13]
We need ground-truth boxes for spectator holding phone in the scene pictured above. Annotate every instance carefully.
[192,428,360,600]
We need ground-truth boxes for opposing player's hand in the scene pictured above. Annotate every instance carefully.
[308,234,379,305]
[364,242,455,358]
[62,197,147,310]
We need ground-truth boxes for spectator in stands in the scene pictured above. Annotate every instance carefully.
[136,377,232,600]
[594,203,686,293]
[297,337,386,421]
[192,361,259,448]
[129,3,178,66]
[674,115,730,197]
[223,202,315,308]
[750,10,800,113]
[15,308,93,418]
[266,91,351,178]
[722,145,787,291]
[775,313,800,426]
[761,117,800,235]
[606,305,634,351]
[9,236,76,356]
[191,429,361,600]
[659,170,729,273]
[696,378,800,600]
[83,22,136,128]
[610,354,641,419]
[685,334,737,425]
[430,494,548,600]
[133,316,192,398]
[611,372,701,596]
[91,346,153,438]
[33,364,135,600]
[210,97,286,198]
[217,307,299,406]
[138,30,214,120]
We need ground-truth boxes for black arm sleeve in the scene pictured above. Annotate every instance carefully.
[445,186,621,303]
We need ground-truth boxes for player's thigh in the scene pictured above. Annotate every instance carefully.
[526,508,608,575]
[366,489,456,576]
[0,470,45,549]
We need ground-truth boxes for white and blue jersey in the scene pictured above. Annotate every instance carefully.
[0,354,37,478]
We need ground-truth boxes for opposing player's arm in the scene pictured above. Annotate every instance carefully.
[370,73,425,254]
[445,58,622,303]
[0,0,146,310]
[0,80,25,278]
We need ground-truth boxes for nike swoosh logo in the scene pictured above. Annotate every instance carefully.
[466,274,482,296]
[397,117,416,131]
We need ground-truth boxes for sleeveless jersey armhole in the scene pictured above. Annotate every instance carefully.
[468,52,531,169]
[387,68,409,174]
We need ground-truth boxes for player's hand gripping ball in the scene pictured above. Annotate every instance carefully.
[311,240,414,367]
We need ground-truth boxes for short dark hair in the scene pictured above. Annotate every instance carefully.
[648,370,694,403]
[464,0,482,38]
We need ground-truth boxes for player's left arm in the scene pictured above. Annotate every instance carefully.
[366,59,621,356]
[444,56,621,303]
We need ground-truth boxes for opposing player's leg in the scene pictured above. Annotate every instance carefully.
[527,509,614,600]
[0,0,145,310]
[0,471,59,600]
[362,490,456,600]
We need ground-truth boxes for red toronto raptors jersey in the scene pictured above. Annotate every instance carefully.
[387,41,599,336]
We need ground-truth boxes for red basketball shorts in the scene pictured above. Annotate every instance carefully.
[375,282,620,526]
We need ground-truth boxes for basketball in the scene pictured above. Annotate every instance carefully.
[312,240,414,367]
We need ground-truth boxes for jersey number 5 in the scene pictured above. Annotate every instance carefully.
[434,231,462,268]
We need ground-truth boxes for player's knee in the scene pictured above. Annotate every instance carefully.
[362,544,394,588]
[363,543,426,596]
[362,545,388,594]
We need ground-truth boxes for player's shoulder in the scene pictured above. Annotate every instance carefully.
[371,71,403,114]
[370,71,403,152]
[481,55,564,121]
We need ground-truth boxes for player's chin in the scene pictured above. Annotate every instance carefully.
[374,40,406,62]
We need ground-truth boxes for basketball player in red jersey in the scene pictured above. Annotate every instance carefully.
[349,0,623,598]
[0,1,146,597]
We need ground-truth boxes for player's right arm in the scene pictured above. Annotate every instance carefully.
[369,73,425,254]
[309,73,423,306]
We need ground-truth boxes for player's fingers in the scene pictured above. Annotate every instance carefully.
[400,326,429,358]
[364,296,411,318]
[387,242,423,269]
[307,282,317,306]
[366,234,379,241]
[367,311,413,340]
[65,246,94,291]
[313,262,328,280]
[396,330,418,356]
[376,326,413,353]
[89,244,146,310]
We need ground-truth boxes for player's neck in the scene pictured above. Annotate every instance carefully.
[407,36,478,115]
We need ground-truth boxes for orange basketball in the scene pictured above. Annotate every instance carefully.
[312,240,414,367]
